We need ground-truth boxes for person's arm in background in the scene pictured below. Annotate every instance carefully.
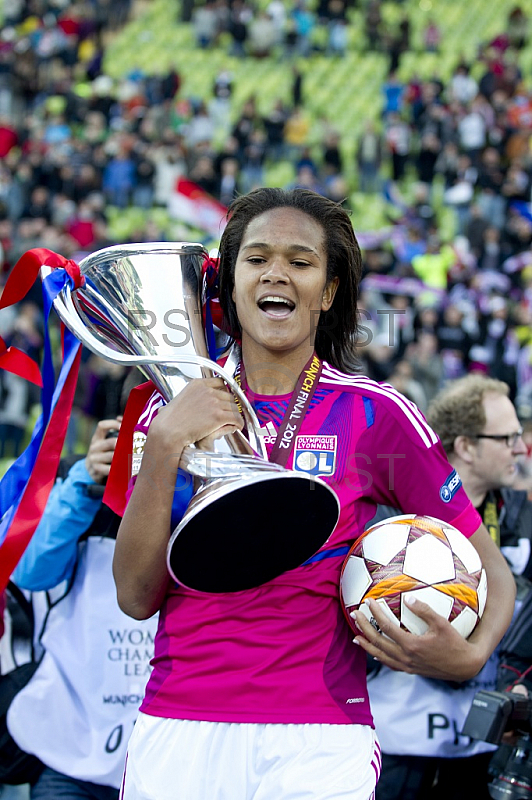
[13,419,121,591]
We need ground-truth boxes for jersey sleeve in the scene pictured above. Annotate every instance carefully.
[125,390,194,529]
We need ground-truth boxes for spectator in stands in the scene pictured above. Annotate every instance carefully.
[386,15,410,73]
[263,99,289,161]
[458,100,487,168]
[210,69,233,136]
[423,18,441,52]
[477,226,503,272]
[192,0,219,48]
[476,147,506,231]
[289,0,316,57]
[217,157,240,206]
[382,71,405,118]
[183,101,215,149]
[416,131,441,188]
[448,63,479,106]
[387,358,428,411]
[404,329,444,406]
[102,149,136,209]
[364,0,382,51]
[188,155,218,197]
[507,5,528,50]
[326,0,348,58]
[356,121,383,194]
[132,154,155,210]
[322,129,343,177]
[437,302,474,380]
[284,105,310,161]
[232,96,259,159]
[240,129,267,194]
[227,0,251,57]
[291,65,304,107]
[247,11,277,57]
[267,0,287,44]
[384,112,411,182]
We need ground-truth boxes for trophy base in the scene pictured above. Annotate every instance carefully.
[167,473,340,593]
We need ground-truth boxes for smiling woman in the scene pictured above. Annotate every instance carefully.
[114,188,516,800]
[229,207,338,391]
[218,187,361,378]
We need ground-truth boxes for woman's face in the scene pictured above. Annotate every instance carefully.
[232,207,338,363]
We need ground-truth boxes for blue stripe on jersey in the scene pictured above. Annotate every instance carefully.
[253,387,332,427]
[302,545,351,566]
[363,396,375,428]
[171,469,194,530]
[254,398,287,427]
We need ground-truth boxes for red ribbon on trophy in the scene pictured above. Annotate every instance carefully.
[0,249,84,591]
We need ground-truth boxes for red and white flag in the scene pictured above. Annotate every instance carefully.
[169,178,227,237]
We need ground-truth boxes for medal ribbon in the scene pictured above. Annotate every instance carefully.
[235,353,323,467]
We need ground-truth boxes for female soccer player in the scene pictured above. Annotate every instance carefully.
[113,188,515,800]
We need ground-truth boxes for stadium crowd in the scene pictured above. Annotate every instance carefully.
[0,0,531,481]
[2,0,532,796]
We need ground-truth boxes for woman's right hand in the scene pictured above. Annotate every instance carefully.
[147,378,244,456]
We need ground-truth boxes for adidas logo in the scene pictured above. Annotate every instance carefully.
[258,421,277,444]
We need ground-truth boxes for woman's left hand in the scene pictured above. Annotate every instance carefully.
[352,596,485,681]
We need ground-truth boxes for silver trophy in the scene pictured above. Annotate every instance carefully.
[42,243,340,593]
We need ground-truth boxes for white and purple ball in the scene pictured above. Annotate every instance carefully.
[340,514,487,638]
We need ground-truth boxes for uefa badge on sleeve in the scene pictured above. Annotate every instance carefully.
[131,432,147,476]
[293,435,337,476]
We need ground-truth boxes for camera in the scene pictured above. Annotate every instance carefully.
[462,689,532,799]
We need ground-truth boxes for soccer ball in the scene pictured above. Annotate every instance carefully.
[340,514,487,639]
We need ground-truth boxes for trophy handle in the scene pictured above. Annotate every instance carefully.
[43,268,267,461]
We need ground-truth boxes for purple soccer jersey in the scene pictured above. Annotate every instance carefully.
[128,365,481,726]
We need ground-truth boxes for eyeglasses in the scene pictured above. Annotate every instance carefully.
[471,428,524,448]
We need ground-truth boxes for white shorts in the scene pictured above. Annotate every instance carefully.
[120,714,380,800]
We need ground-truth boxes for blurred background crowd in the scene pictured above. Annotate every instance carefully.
[0,0,532,494]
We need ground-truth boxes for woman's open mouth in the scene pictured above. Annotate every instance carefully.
[257,295,296,319]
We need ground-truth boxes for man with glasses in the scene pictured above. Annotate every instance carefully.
[369,374,532,800]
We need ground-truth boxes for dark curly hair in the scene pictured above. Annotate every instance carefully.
[218,188,361,374]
